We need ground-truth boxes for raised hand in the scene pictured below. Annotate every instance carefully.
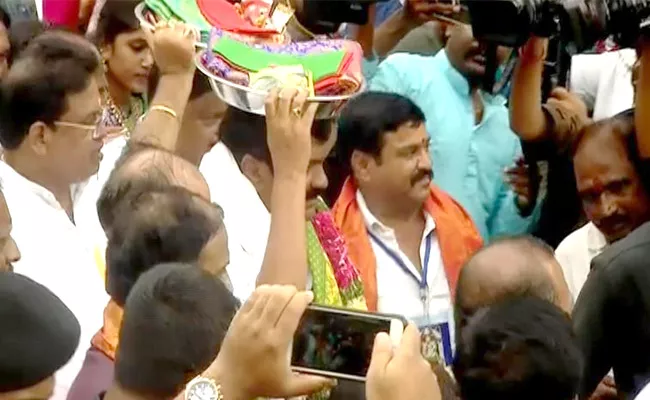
[406,0,461,22]
[205,285,335,400]
[366,324,442,400]
[146,21,196,76]
[264,87,318,177]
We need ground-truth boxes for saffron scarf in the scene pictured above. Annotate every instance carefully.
[332,178,483,311]
[91,300,123,360]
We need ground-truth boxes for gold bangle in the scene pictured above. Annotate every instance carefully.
[149,104,178,120]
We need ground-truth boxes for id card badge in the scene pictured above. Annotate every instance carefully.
[413,313,453,366]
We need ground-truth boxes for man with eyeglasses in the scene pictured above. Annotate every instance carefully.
[0,20,197,398]
[0,30,108,400]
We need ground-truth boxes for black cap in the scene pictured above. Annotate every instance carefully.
[0,272,80,392]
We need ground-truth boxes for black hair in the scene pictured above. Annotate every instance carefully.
[148,67,213,102]
[572,109,650,192]
[0,5,10,30]
[336,91,426,169]
[453,296,582,400]
[106,186,225,307]
[220,106,334,167]
[115,262,238,399]
[455,235,559,339]
[0,31,100,149]
[97,145,190,233]
[93,0,140,45]
[8,20,50,64]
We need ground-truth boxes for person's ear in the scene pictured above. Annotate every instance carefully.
[350,150,375,184]
[241,154,271,191]
[24,121,51,156]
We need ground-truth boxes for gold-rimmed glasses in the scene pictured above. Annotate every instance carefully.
[53,120,108,141]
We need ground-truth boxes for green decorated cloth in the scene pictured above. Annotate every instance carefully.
[144,0,212,34]
[213,36,346,81]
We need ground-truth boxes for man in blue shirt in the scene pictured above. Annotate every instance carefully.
[370,22,539,240]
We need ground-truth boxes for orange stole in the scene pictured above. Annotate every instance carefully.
[332,178,483,312]
[90,300,123,360]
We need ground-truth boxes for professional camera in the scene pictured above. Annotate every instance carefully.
[298,0,391,34]
[463,0,650,51]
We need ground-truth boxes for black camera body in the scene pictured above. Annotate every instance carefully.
[299,0,391,34]
[463,0,650,51]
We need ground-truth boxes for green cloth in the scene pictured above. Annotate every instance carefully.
[213,36,346,81]
[145,0,212,33]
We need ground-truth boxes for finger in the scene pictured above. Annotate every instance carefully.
[247,284,274,323]
[265,87,281,118]
[395,323,422,358]
[291,89,309,118]
[277,87,299,118]
[284,374,337,398]
[368,332,393,375]
[260,285,298,328]
[236,284,265,316]
[275,290,313,336]
[302,101,319,125]
[550,86,570,100]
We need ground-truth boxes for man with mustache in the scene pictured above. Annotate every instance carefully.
[556,110,650,304]
[218,90,367,310]
[333,92,482,366]
[370,21,539,241]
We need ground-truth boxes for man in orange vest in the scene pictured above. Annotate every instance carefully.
[332,91,483,366]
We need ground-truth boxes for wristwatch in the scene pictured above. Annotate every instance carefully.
[185,376,223,400]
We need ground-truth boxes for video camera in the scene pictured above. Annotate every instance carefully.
[463,0,650,93]
[298,0,391,34]
[463,0,650,50]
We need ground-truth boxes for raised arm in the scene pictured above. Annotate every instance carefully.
[509,37,549,141]
[129,22,196,151]
[256,88,317,289]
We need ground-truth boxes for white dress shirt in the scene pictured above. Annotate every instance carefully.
[0,161,109,400]
[571,49,636,121]
[555,222,607,302]
[356,191,454,359]
[200,143,270,301]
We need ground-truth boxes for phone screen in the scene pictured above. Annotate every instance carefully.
[291,306,398,379]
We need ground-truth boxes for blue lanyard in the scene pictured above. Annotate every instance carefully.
[367,230,432,304]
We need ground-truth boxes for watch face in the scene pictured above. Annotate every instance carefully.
[187,380,218,400]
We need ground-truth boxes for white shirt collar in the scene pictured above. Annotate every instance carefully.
[586,222,607,254]
[0,161,85,213]
[355,189,436,238]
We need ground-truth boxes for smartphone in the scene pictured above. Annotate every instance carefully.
[291,305,406,381]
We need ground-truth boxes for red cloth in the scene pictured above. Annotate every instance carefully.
[43,0,81,29]
[197,0,278,35]
[332,178,483,311]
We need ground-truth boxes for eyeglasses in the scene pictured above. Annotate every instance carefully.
[53,120,107,140]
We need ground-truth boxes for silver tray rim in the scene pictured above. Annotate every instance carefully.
[194,50,365,103]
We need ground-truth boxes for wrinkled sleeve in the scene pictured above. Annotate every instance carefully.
[369,53,417,97]
[486,141,542,238]
[573,259,614,399]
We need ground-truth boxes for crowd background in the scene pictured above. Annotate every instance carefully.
[0,1,649,400]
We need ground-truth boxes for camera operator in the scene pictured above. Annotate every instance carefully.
[509,36,590,248]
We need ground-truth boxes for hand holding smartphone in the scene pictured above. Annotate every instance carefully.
[291,305,406,381]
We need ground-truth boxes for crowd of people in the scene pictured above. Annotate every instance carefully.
[1,0,650,400]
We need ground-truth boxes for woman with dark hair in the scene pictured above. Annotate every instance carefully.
[93,0,152,136]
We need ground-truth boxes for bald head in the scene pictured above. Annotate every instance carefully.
[97,146,210,234]
[455,236,572,332]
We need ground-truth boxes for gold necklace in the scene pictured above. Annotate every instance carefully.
[101,88,130,138]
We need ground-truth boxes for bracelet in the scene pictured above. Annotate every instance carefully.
[149,104,178,120]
